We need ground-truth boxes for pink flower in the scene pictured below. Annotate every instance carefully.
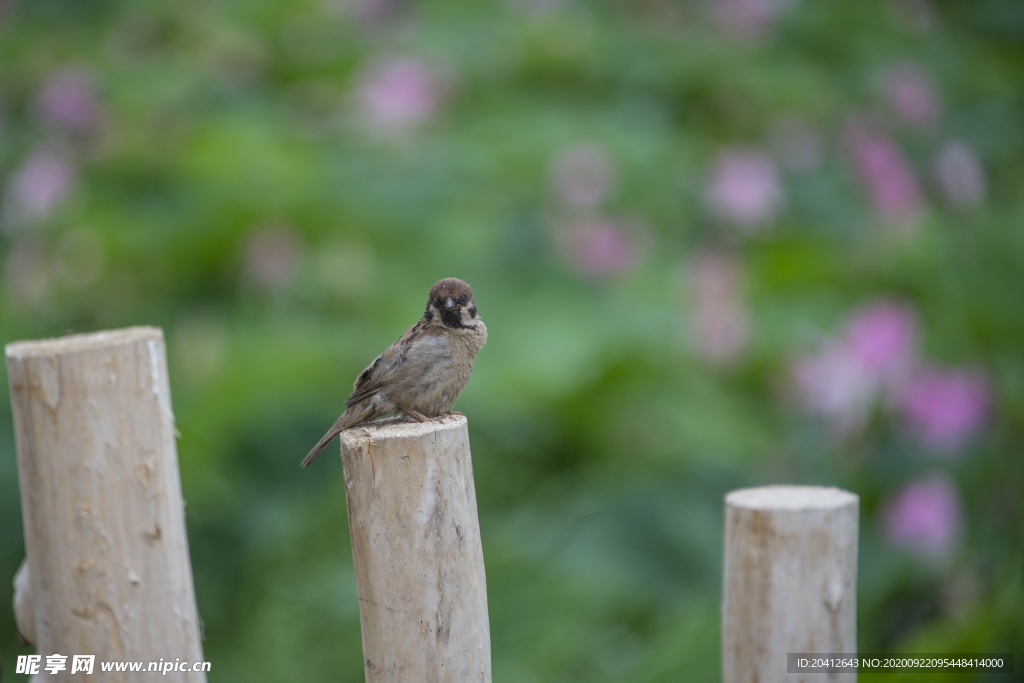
[793,341,876,436]
[706,148,783,230]
[567,218,634,276]
[900,367,989,453]
[884,474,962,556]
[713,0,780,38]
[550,144,616,209]
[793,299,991,450]
[354,58,443,133]
[242,227,303,288]
[933,141,986,207]
[845,300,916,391]
[846,120,923,223]
[884,63,941,128]
[792,299,918,434]
[688,249,749,365]
[36,66,102,133]
[3,148,74,227]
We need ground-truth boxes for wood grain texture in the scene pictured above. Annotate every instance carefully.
[340,414,491,683]
[7,327,205,682]
[722,486,858,683]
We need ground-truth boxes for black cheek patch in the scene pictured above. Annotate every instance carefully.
[424,308,434,320]
[467,305,477,318]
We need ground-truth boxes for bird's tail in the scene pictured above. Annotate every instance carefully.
[302,398,389,467]
[302,404,377,467]
[301,424,344,468]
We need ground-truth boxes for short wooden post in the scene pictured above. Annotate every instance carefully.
[722,485,858,683]
[339,414,491,683]
[7,327,206,681]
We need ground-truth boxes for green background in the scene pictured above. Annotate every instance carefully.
[1,0,1021,680]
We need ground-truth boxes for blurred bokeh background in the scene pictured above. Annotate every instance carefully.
[1,0,1022,680]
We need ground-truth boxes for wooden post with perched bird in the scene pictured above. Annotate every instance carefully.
[722,485,858,683]
[339,414,491,683]
[7,327,206,682]
[301,277,489,679]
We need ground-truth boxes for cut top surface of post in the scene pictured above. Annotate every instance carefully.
[339,412,467,446]
[726,485,858,511]
[5,325,162,358]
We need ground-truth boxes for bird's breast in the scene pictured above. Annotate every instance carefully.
[395,331,479,416]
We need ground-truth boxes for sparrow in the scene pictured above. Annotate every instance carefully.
[301,277,487,467]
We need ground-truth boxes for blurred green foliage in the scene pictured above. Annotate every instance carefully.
[1,0,1022,680]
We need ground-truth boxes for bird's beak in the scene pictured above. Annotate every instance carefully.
[445,297,455,309]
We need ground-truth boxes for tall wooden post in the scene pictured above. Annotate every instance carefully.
[722,485,859,683]
[7,327,206,681]
[339,414,491,683]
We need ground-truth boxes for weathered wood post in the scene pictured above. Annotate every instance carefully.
[722,485,858,683]
[339,414,491,683]
[7,327,206,681]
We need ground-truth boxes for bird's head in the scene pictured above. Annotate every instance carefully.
[425,278,479,329]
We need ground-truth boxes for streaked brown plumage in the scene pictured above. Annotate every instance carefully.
[301,278,487,467]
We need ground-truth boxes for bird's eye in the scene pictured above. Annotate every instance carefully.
[459,296,468,305]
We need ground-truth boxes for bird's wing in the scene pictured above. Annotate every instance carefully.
[344,319,441,407]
